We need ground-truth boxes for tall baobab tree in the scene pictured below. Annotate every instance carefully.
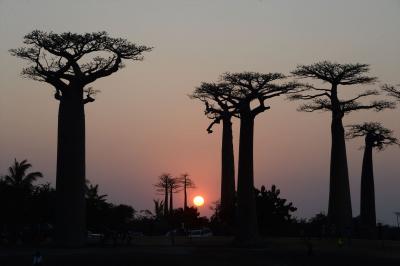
[221,72,299,242]
[10,30,152,246]
[346,122,398,230]
[190,82,236,223]
[168,177,181,214]
[178,173,196,210]
[154,173,173,216]
[290,61,394,231]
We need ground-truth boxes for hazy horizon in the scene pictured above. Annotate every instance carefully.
[1,0,399,224]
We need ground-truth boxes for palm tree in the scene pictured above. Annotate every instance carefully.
[85,182,108,205]
[3,159,42,190]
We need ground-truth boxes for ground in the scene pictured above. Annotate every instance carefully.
[1,237,400,266]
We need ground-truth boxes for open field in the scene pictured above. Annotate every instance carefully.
[1,237,400,266]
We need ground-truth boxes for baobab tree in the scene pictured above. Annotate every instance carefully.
[290,61,394,231]
[190,82,236,223]
[346,122,398,230]
[221,72,299,242]
[168,177,181,214]
[10,30,152,246]
[154,173,173,216]
[178,173,196,210]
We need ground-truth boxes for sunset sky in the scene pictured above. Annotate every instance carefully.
[0,0,399,224]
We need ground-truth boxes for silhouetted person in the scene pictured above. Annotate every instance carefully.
[290,61,394,231]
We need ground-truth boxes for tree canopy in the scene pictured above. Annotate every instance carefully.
[10,30,152,101]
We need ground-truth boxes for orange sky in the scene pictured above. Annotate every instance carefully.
[0,0,399,223]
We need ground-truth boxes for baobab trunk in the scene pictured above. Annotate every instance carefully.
[360,142,376,229]
[220,116,235,224]
[236,110,258,242]
[55,86,86,247]
[164,186,169,216]
[328,114,353,232]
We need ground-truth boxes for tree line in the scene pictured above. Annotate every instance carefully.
[191,63,399,243]
[0,159,300,245]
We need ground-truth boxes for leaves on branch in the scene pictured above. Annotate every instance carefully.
[291,61,377,85]
[290,61,394,115]
[382,84,400,101]
[346,122,398,150]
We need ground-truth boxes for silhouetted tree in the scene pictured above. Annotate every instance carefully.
[221,72,299,242]
[191,82,237,224]
[0,159,43,242]
[10,30,152,246]
[153,199,165,219]
[169,207,208,230]
[168,177,181,214]
[30,183,56,226]
[290,61,394,231]
[255,185,297,236]
[346,122,398,230]
[86,182,108,205]
[2,159,43,190]
[178,173,196,210]
[154,173,173,216]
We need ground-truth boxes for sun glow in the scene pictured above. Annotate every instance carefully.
[193,195,204,207]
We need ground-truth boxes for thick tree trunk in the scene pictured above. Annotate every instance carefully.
[220,116,235,224]
[360,143,376,229]
[236,111,259,243]
[164,187,169,216]
[55,86,86,247]
[328,113,353,232]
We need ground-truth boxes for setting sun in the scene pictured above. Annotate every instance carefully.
[193,195,204,207]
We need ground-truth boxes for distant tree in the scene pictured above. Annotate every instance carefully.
[221,72,299,242]
[290,61,394,231]
[178,173,196,210]
[154,173,173,216]
[10,30,152,246]
[382,84,400,101]
[169,207,209,230]
[85,181,110,231]
[346,122,398,230]
[153,199,165,219]
[30,183,56,225]
[0,159,43,239]
[109,204,135,230]
[86,182,108,206]
[190,82,236,224]
[255,185,297,236]
[168,177,181,214]
[2,159,42,190]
